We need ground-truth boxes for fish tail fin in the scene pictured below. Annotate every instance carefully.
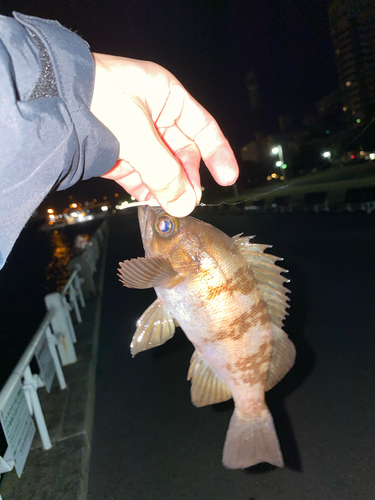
[222,407,284,469]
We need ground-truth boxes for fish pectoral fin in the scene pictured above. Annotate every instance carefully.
[130,298,176,356]
[118,257,181,289]
[265,324,296,391]
[187,350,232,407]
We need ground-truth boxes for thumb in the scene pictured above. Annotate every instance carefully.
[121,97,197,217]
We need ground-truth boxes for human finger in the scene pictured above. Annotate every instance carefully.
[161,125,202,204]
[117,98,197,217]
[157,85,239,186]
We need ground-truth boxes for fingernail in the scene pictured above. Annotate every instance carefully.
[166,189,197,217]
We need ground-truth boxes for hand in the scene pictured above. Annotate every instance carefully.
[90,53,239,217]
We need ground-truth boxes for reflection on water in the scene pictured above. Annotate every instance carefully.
[45,230,92,293]
[46,230,72,293]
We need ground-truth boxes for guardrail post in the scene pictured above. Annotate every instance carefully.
[45,326,67,390]
[44,293,77,365]
[23,367,52,450]
[68,285,82,324]
[61,295,77,343]
[74,272,86,308]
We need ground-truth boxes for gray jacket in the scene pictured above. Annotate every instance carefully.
[0,12,119,268]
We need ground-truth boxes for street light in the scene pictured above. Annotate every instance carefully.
[271,145,287,175]
[322,151,331,159]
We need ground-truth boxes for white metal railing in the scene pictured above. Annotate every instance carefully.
[0,270,83,479]
[0,220,107,485]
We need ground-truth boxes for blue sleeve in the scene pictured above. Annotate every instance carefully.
[0,12,120,269]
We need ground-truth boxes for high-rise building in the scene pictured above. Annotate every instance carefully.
[329,0,375,123]
[245,72,266,134]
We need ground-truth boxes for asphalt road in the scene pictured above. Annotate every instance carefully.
[88,209,375,500]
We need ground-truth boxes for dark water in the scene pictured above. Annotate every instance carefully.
[0,217,105,389]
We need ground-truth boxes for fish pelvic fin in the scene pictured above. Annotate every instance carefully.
[118,257,182,289]
[131,298,175,356]
[188,350,232,407]
[222,407,284,469]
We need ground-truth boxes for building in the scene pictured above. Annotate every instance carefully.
[329,0,375,123]
[316,89,342,119]
[244,72,266,134]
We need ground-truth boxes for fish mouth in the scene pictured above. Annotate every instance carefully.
[138,205,164,250]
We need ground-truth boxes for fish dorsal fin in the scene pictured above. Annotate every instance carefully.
[118,257,181,289]
[233,235,295,388]
[233,235,290,329]
[130,298,175,356]
[187,350,232,407]
[265,324,296,391]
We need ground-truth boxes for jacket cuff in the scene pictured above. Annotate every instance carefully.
[13,12,119,189]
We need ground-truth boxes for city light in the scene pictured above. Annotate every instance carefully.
[356,118,361,123]
[101,205,109,212]
[115,201,129,210]
[271,145,285,175]
[70,203,77,208]
[369,153,375,160]
[271,173,278,179]
[47,208,54,214]
[131,196,136,201]
[322,151,332,159]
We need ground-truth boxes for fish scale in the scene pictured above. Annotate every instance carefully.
[118,206,296,469]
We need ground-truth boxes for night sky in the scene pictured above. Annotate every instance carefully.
[3,0,338,207]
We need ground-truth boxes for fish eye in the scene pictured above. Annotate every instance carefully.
[154,213,179,237]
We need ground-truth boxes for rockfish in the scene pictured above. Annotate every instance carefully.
[118,207,295,469]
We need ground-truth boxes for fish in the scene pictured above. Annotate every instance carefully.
[118,206,296,469]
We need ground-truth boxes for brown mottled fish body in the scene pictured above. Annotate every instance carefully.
[118,207,295,469]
